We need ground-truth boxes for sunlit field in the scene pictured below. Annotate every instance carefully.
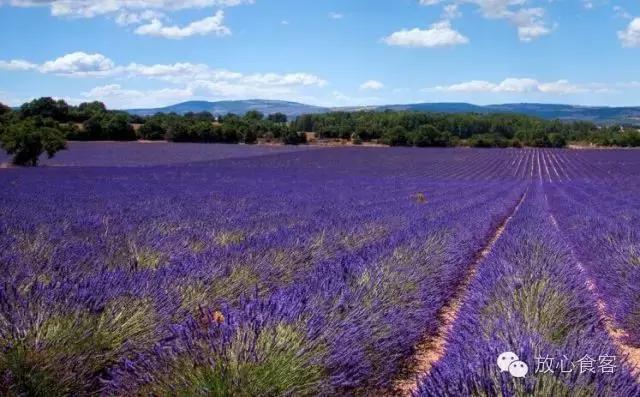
[1,143,639,396]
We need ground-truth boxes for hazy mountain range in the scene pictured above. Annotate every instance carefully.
[126,100,640,125]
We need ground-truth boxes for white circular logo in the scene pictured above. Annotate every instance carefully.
[497,351,519,372]
[508,360,529,378]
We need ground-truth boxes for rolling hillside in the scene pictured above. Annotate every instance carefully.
[126,100,640,125]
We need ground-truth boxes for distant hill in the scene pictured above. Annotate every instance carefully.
[127,100,328,118]
[378,103,640,124]
[126,100,640,125]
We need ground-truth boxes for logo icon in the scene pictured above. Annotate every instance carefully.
[498,351,529,378]
[508,360,529,378]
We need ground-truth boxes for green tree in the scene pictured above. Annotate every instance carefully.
[105,114,136,141]
[412,125,442,147]
[79,115,106,140]
[381,126,409,146]
[267,113,288,123]
[243,128,258,144]
[244,110,264,121]
[138,118,167,140]
[73,101,107,121]
[0,119,67,166]
[0,102,11,116]
[547,133,567,148]
[220,123,241,143]
[282,128,306,145]
[20,97,70,122]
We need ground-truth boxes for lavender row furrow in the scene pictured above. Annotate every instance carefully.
[417,186,640,396]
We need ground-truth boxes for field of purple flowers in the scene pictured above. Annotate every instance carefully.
[0,143,638,396]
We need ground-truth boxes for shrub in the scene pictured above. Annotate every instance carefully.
[80,115,106,140]
[469,133,509,148]
[243,128,258,144]
[138,119,167,140]
[267,112,288,123]
[411,125,453,147]
[547,133,567,148]
[351,132,363,145]
[221,123,241,143]
[0,102,11,116]
[381,126,409,146]
[282,129,306,145]
[244,110,264,121]
[104,114,136,141]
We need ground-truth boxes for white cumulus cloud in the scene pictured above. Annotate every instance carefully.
[82,84,192,108]
[383,20,469,48]
[39,52,115,76]
[419,0,552,42]
[115,10,164,26]
[360,80,385,90]
[618,17,640,48]
[431,78,594,94]
[1,51,329,107]
[5,0,254,17]
[135,11,230,39]
[0,59,38,71]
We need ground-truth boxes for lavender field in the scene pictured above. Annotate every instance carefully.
[0,143,639,396]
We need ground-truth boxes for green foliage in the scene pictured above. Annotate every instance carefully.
[0,102,11,116]
[7,97,640,147]
[138,118,167,140]
[244,110,264,121]
[142,322,326,397]
[0,298,158,396]
[351,132,363,145]
[0,118,66,166]
[104,113,136,141]
[291,110,635,148]
[588,126,640,147]
[73,101,107,121]
[243,128,258,144]
[381,126,409,146]
[282,128,307,145]
[19,98,69,122]
[267,112,288,123]
[547,133,567,148]
[411,124,453,147]
[220,122,241,143]
[76,115,105,140]
[469,133,509,148]
[184,111,215,121]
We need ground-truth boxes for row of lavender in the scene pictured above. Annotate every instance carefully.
[417,186,640,396]
[547,178,640,346]
[0,147,526,395]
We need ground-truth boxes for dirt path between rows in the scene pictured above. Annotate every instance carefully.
[389,192,528,396]
[549,213,640,380]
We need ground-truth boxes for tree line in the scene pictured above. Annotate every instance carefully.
[292,111,640,148]
[1,97,639,166]
[0,98,305,165]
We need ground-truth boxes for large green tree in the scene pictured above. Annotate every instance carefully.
[0,102,11,116]
[0,119,67,166]
[20,97,70,122]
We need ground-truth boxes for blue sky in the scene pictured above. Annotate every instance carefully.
[0,0,639,108]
